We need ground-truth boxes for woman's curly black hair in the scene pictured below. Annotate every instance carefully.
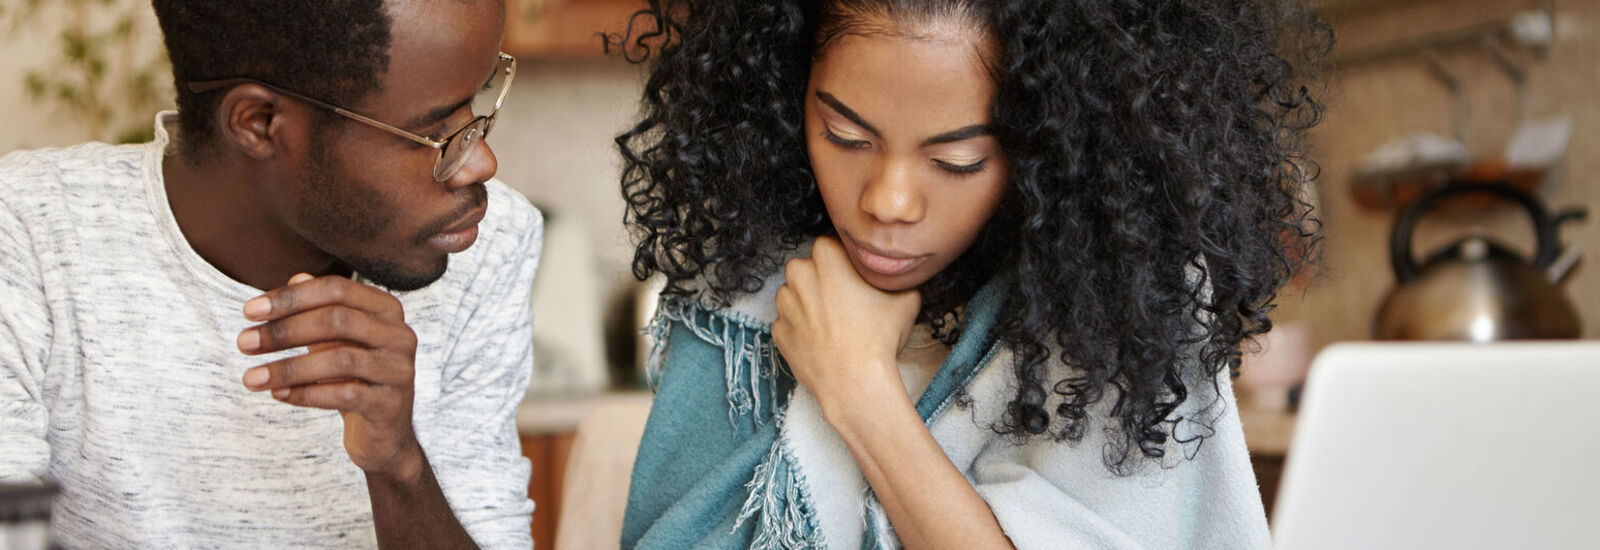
[614,0,1328,473]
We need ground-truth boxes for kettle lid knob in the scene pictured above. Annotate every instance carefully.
[1460,237,1490,261]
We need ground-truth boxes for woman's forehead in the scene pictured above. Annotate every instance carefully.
[810,31,997,135]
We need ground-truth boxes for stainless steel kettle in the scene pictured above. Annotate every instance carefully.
[1373,182,1586,341]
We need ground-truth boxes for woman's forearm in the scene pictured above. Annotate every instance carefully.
[821,380,1017,550]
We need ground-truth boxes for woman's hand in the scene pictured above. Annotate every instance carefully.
[772,237,1017,550]
[771,236,921,415]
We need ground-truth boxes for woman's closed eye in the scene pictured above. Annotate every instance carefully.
[933,157,988,175]
[823,127,872,150]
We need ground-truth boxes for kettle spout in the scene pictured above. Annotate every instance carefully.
[1548,207,1588,285]
[1548,246,1581,285]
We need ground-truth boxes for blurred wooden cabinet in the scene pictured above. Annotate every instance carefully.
[522,431,577,550]
[516,392,652,548]
[504,0,645,59]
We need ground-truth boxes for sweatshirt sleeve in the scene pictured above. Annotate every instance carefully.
[414,187,544,550]
[0,191,54,483]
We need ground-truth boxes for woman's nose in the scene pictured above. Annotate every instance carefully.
[858,158,925,225]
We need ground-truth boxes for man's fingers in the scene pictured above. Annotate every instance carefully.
[242,274,405,323]
[242,346,411,390]
[271,380,397,418]
[239,305,417,355]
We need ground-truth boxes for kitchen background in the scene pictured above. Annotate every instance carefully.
[2,0,1595,547]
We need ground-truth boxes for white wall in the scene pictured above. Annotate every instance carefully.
[489,60,647,393]
[491,59,644,283]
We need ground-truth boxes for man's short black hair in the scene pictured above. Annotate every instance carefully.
[152,0,393,160]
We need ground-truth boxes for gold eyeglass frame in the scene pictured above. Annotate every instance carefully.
[187,52,517,182]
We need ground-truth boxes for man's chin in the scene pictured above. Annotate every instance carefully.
[347,255,450,292]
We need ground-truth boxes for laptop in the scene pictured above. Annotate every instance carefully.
[1271,342,1600,550]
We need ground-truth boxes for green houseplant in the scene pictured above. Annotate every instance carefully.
[2,0,171,144]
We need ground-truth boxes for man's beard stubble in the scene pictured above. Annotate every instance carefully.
[297,132,486,292]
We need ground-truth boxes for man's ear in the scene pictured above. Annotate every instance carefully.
[216,84,288,161]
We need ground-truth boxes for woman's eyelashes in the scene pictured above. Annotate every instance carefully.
[823,128,990,175]
[934,158,988,175]
[822,128,871,150]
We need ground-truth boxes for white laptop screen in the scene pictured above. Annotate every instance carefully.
[1271,342,1600,550]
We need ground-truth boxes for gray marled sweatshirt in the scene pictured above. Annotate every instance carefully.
[0,113,542,549]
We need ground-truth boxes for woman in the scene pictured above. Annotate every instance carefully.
[614,1,1327,548]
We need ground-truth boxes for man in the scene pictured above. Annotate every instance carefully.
[0,1,541,548]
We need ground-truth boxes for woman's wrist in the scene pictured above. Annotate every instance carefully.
[816,365,918,440]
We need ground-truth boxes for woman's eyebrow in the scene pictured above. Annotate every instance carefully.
[816,89,990,146]
[922,124,991,146]
[815,90,881,138]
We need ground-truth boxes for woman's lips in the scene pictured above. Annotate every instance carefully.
[851,240,927,276]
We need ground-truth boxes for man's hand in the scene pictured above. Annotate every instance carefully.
[238,273,422,480]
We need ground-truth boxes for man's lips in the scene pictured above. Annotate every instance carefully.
[438,205,486,236]
[427,206,486,254]
[850,239,928,276]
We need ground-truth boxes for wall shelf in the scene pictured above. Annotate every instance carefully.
[503,0,644,60]
[1326,0,1553,68]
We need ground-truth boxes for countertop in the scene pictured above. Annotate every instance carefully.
[1238,406,1297,456]
[518,390,1299,456]
[517,390,653,436]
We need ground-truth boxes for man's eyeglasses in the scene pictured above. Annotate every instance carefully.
[187,53,517,183]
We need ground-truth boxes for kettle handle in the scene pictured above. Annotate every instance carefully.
[1390,182,1560,283]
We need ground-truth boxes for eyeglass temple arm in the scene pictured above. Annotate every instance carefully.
[184,78,444,149]
[493,53,517,113]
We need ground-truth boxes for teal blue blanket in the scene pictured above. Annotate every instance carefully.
[622,278,1008,549]
[620,265,1273,550]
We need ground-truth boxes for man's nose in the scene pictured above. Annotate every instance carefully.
[449,133,498,188]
